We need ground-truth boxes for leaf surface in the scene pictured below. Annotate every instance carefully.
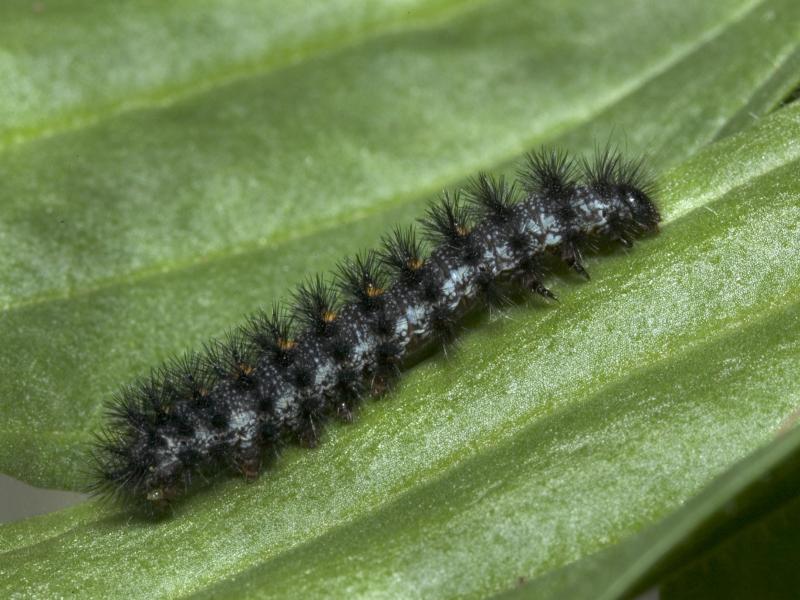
[1,0,800,598]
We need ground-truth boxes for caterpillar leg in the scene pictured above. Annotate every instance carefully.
[561,243,590,279]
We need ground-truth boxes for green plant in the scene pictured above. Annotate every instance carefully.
[1,0,799,597]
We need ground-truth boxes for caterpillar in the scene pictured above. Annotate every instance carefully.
[90,147,660,512]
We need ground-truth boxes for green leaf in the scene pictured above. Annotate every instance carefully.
[0,0,467,147]
[3,0,799,491]
[1,0,800,597]
[500,416,800,599]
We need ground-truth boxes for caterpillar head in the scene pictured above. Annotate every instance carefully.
[580,148,660,243]
[617,183,660,233]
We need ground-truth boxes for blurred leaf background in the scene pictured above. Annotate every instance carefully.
[0,0,799,597]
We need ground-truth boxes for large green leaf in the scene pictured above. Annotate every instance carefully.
[1,0,800,597]
[2,0,799,491]
[2,102,799,597]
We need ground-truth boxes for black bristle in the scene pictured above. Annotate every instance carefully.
[371,308,396,337]
[336,251,388,311]
[105,384,148,431]
[161,352,215,406]
[327,332,353,362]
[430,303,459,347]
[378,225,425,286]
[293,395,326,448]
[292,275,339,337]
[508,223,532,255]
[519,147,577,201]
[335,367,365,401]
[333,368,365,423]
[465,173,518,223]
[242,304,297,369]
[88,432,140,500]
[122,375,171,426]
[461,236,482,266]
[421,267,442,303]
[419,190,472,248]
[292,364,314,389]
[475,267,508,310]
[374,339,403,379]
[581,144,654,197]
[170,405,196,437]
[617,156,656,199]
[581,144,623,196]
[203,334,257,388]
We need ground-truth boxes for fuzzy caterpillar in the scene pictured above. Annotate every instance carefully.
[91,147,660,512]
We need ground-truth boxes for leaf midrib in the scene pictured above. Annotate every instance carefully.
[0,0,767,316]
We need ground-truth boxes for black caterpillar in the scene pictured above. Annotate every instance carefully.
[91,147,660,511]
